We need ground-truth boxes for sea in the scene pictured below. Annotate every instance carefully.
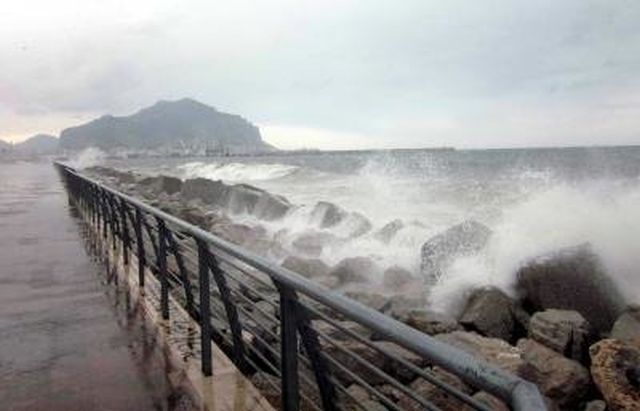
[75,146,640,312]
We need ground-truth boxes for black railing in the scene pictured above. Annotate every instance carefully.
[56,162,547,411]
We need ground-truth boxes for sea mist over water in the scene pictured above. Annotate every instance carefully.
[108,147,640,312]
[68,147,107,169]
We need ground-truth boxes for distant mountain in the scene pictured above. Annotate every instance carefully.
[14,134,59,154]
[59,98,273,153]
[0,140,10,152]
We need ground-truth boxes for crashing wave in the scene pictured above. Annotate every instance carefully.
[178,161,299,182]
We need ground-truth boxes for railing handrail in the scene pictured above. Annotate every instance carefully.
[55,161,547,411]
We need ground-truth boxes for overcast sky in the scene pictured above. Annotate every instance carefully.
[1,0,639,149]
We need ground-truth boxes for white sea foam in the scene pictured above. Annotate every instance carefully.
[177,161,299,182]
[430,182,640,313]
[68,147,106,169]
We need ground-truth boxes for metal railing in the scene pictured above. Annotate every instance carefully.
[55,162,547,411]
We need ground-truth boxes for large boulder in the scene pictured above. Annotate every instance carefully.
[435,331,526,374]
[291,231,340,256]
[517,338,590,408]
[319,339,385,385]
[372,341,429,383]
[396,366,473,411]
[175,206,209,228]
[252,192,291,220]
[311,320,371,342]
[374,219,405,243]
[467,392,510,411]
[250,372,282,409]
[516,244,626,335]
[281,256,331,279]
[310,201,346,228]
[528,309,592,362]
[329,257,377,286]
[227,184,263,214]
[344,291,388,311]
[611,307,640,344]
[590,338,640,411]
[420,220,492,284]
[382,266,415,291]
[334,212,373,238]
[394,308,461,336]
[381,295,429,320]
[151,175,182,195]
[181,178,230,206]
[584,400,607,411]
[459,287,524,342]
[211,222,264,245]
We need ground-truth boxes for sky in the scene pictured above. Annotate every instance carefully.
[1,0,639,149]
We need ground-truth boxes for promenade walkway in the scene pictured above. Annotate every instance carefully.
[0,161,190,411]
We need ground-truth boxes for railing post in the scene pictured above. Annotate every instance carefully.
[207,254,246,370]
[197,240,213,376]
[157,218,169,320]
[120,198,130,266]
[297,306,337,411]
[106,194,118,250]
[135,207,145,288]
[278,283,300,411]
[101,190,108,240]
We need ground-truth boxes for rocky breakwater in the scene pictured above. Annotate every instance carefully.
[85,166,640,410]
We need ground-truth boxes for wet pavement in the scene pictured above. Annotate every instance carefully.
[0,161,190,411]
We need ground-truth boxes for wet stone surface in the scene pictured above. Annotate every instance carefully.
[0,162,193,411]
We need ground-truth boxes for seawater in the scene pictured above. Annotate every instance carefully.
[100,147,640,312]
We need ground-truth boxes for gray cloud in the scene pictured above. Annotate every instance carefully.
[1,0,639,147]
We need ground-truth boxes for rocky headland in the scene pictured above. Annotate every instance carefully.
[85,165,640,411]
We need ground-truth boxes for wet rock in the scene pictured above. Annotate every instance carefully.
[375,219,405,243]
[359,401,386,411]
[321,339,385,385]
[590,338,640,411]
[281,256,331,279]
[336,212,373,238]
[382,266,415,291]
[252,300,278,322]
[400,308,461,336]
[397,366,473,411]
[584,400,607,411]
[329,257,376,286]
[311,320,371,341]
[227,184,263,214]
[380,294,428,319]
[344,291,387,311]
[252,191,291,220]
[250,372,281,409]
[373,341,429,383]
[420,220,491,284]
[175,206,208,227]
[181,178,230,206]
[467,392,509,411]
[155,175,183,195]
[211,222,261,245]
[611,307,640,344]
[291,231,339,256]
[459,287,520,342]
[517,338,590,407]
[342,385,388,411]
[310,201,346,228]
[528,309,592,362]
[316,275,340,290]
[435,331,526,374]
[89,166,137,184]
[345,384,371,403]
[516,244,625,335]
